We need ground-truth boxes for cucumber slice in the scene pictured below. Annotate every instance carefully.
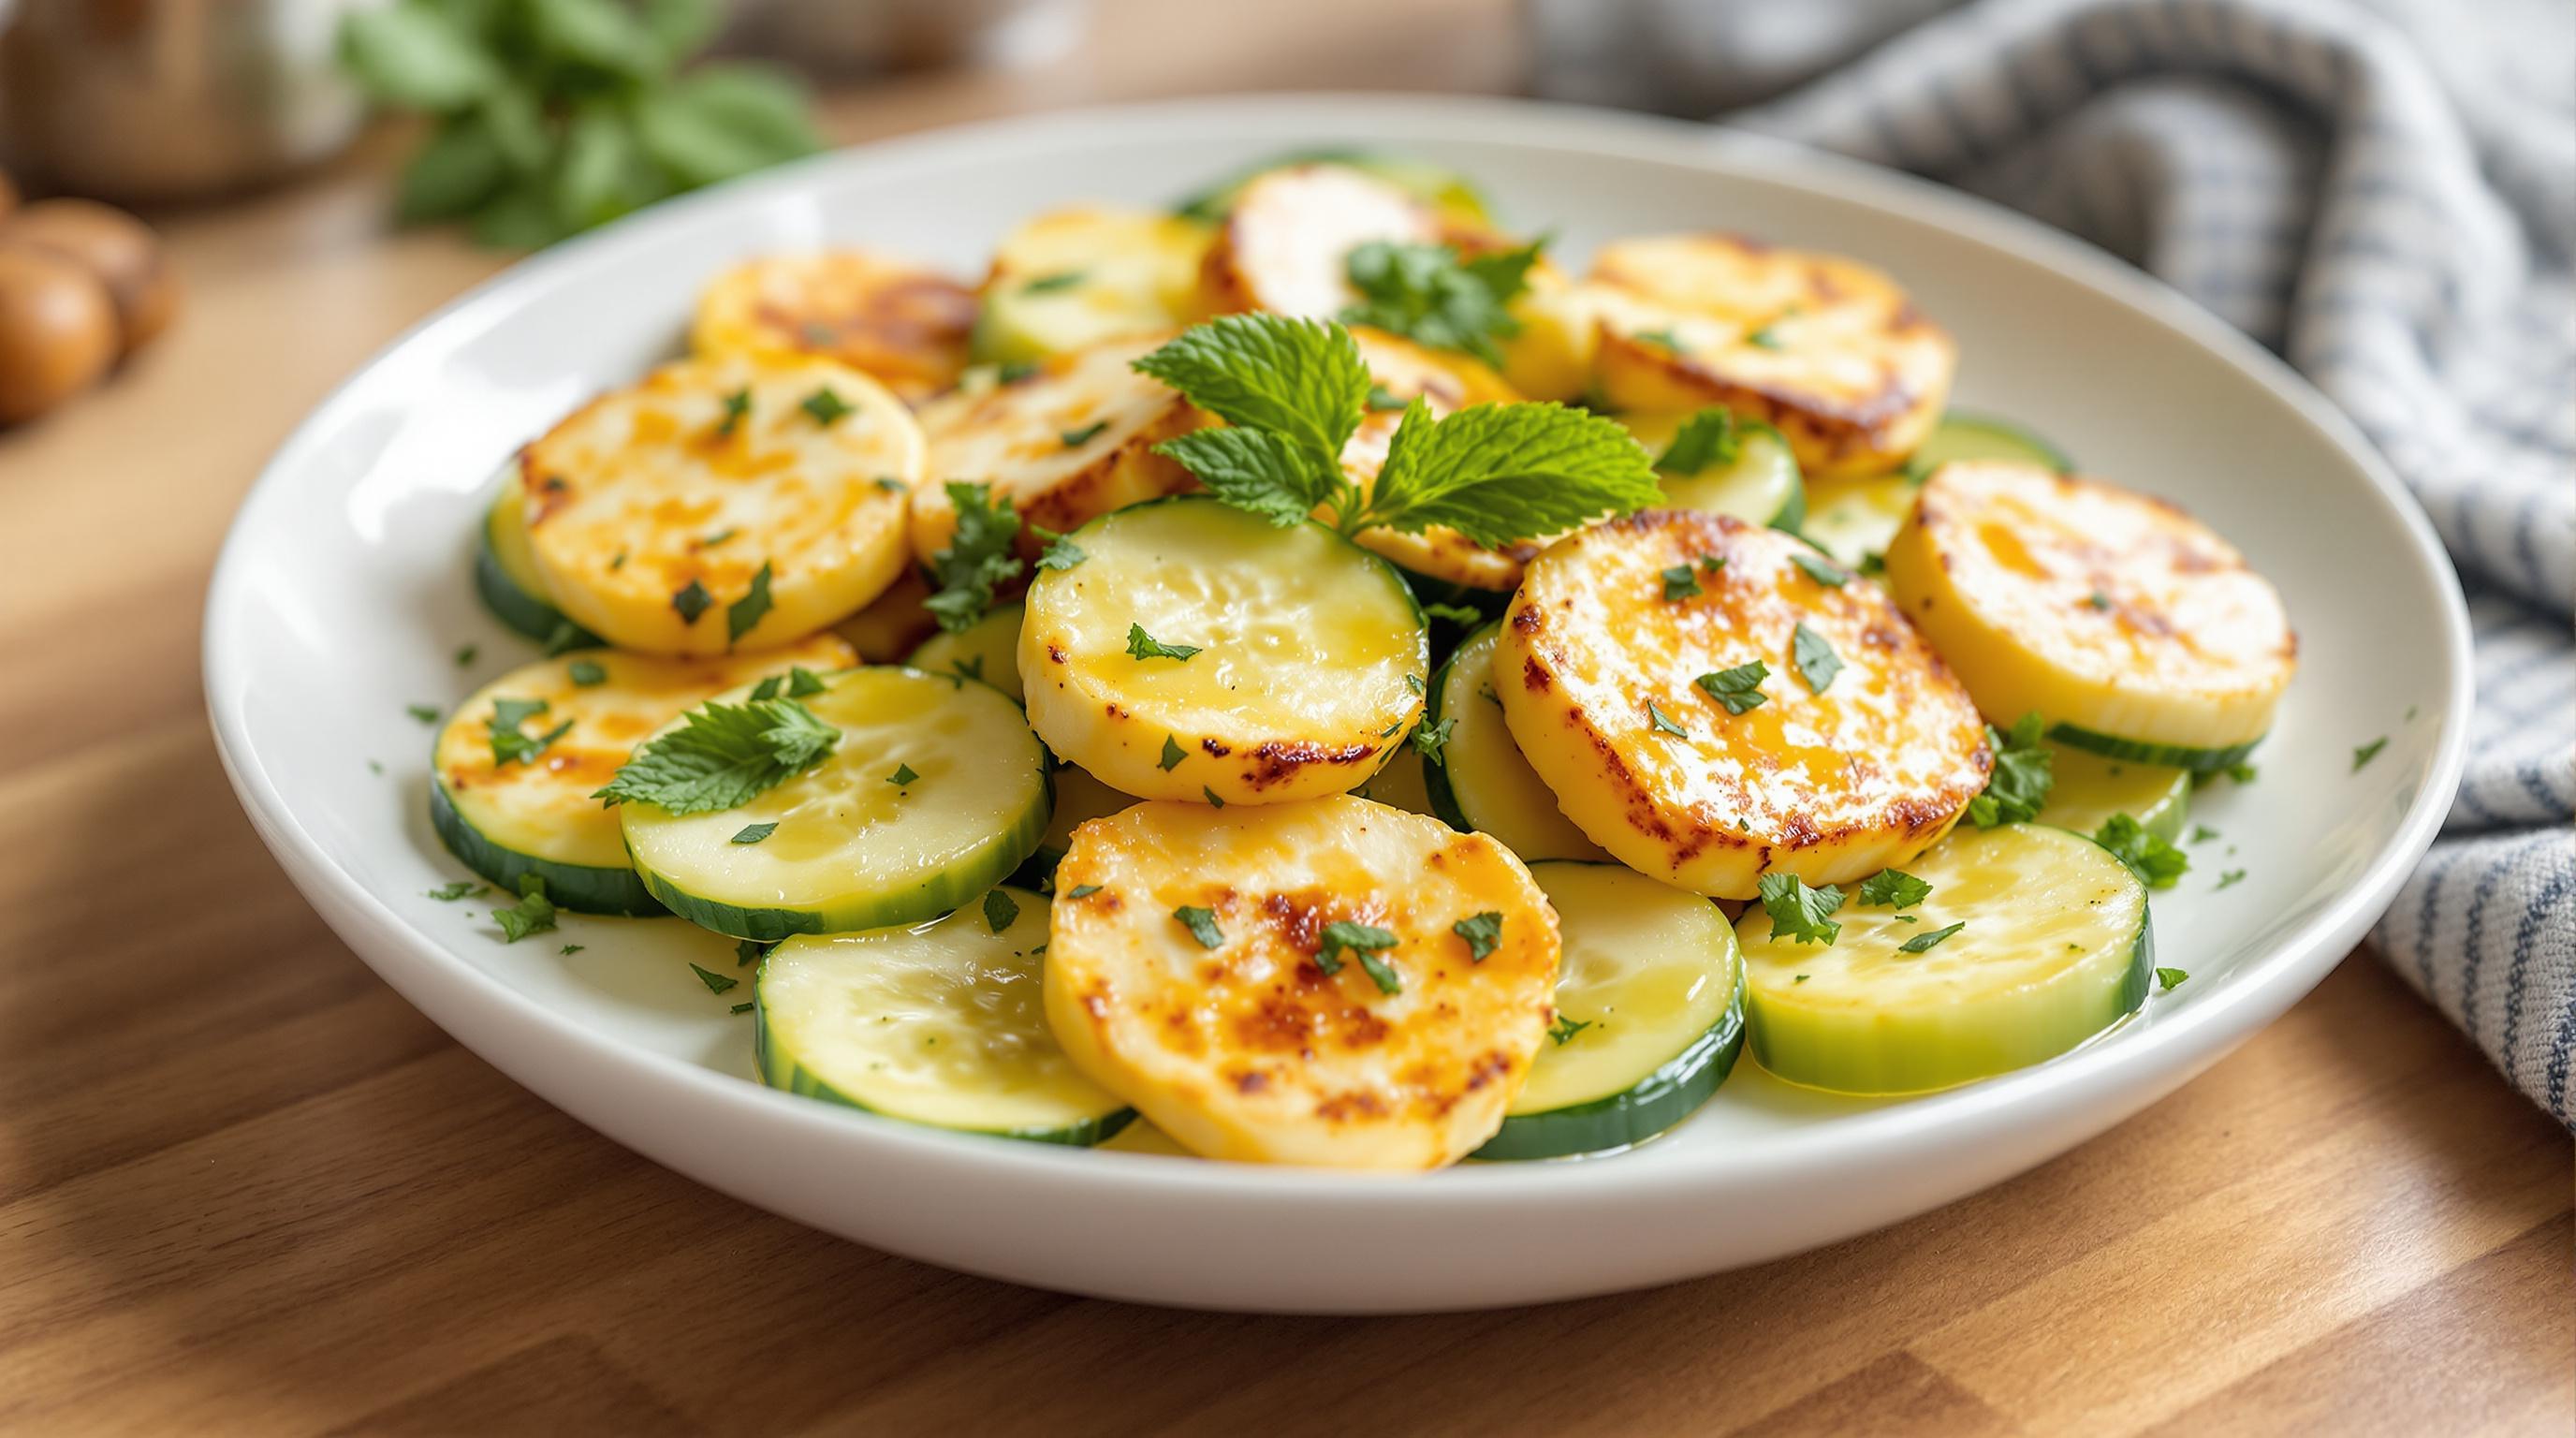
[430,639,854,915]
[908,603,1023,701]
[2035,745,2190,841]
[622,667,1051,940]
[1617,412,1807,531]
[1911,411,2074,476]
[971,207,1212,365]
[1735,823,2150,1095]
[1423,622,1606,861]
[475,478,600,648]
[1476,862,1746,1160]
[2046,723,2264,775]
[755,887,1135,1145]
[1798,471,1915,569]
[1017,497,1427,805]
[1174,150,1491,227]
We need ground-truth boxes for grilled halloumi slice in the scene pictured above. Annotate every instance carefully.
[1496,511,1989,899]
[973,207,1214,365]
[521,354,924,655]
[1199,164,1452,318]
[1044,795,1561,1169]
[1586,234,1955,479]
[1336,327,1539,591]
[910,333,1212,567]
[1884,462,2295,769]
[691,250,977,403]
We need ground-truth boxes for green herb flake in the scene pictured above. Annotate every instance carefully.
[1125,624,1203,662]
[730,821,778,844]
[407,702,442,724]
[2352,737,2388,771]
[1757,872,1845,946]
[983,888,1020,933]
[425,880,483,902]
[1067,884,1103,900]
[1159,735,1188,771]
[1337,237,1543,367]
[1647,699,1688,737]
[2086,591,2112,611]
[1654,408,1740,475]
[2189,824,2220,844]
[1060,420,1109,448]
[609,550,627,571]
[1452,911,1502,961]
[1174,905,1224,948]
[492,875,556,944]
[1425,601,1486,626]
[671,580,713,625]
[800,387,854,426]
[735,938,772,968]
[1411,715,1456,761]
[1366,383,1410,412]
[2156,967,2189,992]
[730,1001,756,1014]
[488,696,571,767]
[690,962,739,995]
[1033,526,1087,572]
[560,944,584,956]
[2216,869,2247,890]
[726,561,774,645]
[887,762,918,786]
[454,644,477,668]
[1790,621,1842,695]
[1547,1015,1594,1046]
[701,527,738,548]
[1966,713,2055,828]
[749,676,783,702]
[1315,921,1401,993]
[2094,813,2190,889]
[1897,921,1965,954]
[924,481,1023,634]
[1632,327,1681,351]
[1695,660,1770,714]
[1789,550,1851,587]
[1743,321,1785,350]
[1022,270,1085,294]
[1661,564,1703,601]
[567,659,607,686]
[785,667,827,697]
[592,697,840,814]
[873,476,908,494]
[1404,673,1425,696]
[1855,869,1932,910]
[1202,785,1227,810]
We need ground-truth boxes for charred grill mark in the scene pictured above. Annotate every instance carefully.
[1244,740,1377,787]
[1315,1091,1390,1123]
[1200,738,1233,756]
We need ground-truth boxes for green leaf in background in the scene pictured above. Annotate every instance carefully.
[397,113,507,223]
[341,3,500,109]
[636,66,821,188]
[639,0,722,64]
[470,178,569,249]
[480,83,553,174]
[554,104,658,230]
[531,0,667,77]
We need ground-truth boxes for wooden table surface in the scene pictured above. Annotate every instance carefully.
[1,2,2568,1432]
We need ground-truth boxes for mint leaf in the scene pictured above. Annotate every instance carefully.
[1355,399,1661,549]
[1131,315,1369,479]
[1695,661,1769,714]
[593,697,839,814]
[492,874,556,944]
[1855,869,1932,909]
[982,888,1019,933]
[690,961,738,995]
[886,763,918,786]
[1654,408,1743,475]
[1032,526,1087,571]
[2351,737,2388,770]
[730,821,777,844]
[1757,872,1843,946]
[785,666,827,697]
[339,4,498,108]
[1453,911,1502,961]
[1411,715,1456,761]
[1125,624,1201,662]
[1897,921,1964,953]
[1339,238,1541,367]
[800,387,852,425]
[2156,966,2189,992]
[925,481,1023,634]
[567,659,607,686]
[2094,813,2190,889]
[749,676,783,701]
[1661,564,1702,601]
[1159,735,1187,771]
[407,702,442,724]
[1790,622,1841,694]
[489,697,571,766]
[726,560,773,644]
[671,580,712,625]
[1789,550,1850,588]
[1548,1014,1593,1046]
[1647,700,1689,737]
[1966,713,2054,828]
[1175,905,1223,948]
[1066,884,1103,900]
[1152,427,1326,528]
[1314,920,1401,993]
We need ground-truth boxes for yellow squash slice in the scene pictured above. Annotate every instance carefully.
[521,353,923,655]
[1496,511,1989,899]
[691,250,976,402]
[973,207,1214,365]
[1044,795,1561,1169]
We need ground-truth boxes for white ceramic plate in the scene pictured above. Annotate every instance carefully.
[206,95,2471,1313]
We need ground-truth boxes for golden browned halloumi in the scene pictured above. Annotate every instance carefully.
[1044,795,1561,1169]
[1494,510,1989,899]
[692,250,977,403]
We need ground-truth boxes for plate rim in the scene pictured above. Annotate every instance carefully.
[203,91,2476,1208]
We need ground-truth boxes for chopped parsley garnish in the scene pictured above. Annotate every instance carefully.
[730,822,777,844]
[873,476,908,494]
[1632,327,1681,351]
[2155,967,2188,992]
[2189,824,2220,844]
[1338,236,1543,367]
[2352,737,2388,770]
[567,659,607,686]
[1453,911,1502,961]
[1424,601,1485,626]
[492,875,556,943]
[983,888,1020,932]
[1757,872,1844,946]
[488,697,571,767]
[1159,735,1188,770]
[1858,551,1886,577]
[800,387,854,426]
[1653,408,1741,475]
[1647,700,1688,737]
[1067,884,1103,900]
[730,1001,755,1014]
[1032,526,1086,571]
[886,762,918,786]
[1695,660,1770,714]
[1202,785,1226,809]
[2216,869,2247,890]
[1789,551,1850,587]
[1022,270,1085,293]
[1855,869,1932,909]
[726,561,774,644]
[924,481,1023,634]
[701,527,738,548]
[1404,673,1425,696]
[786,667,827,697]
[949,655,986,686]
[1174,905,1223,947]
[592,697,839,814]
[1133,315,1659,548]
[609,550,627,570]
[540,621,586,657]
[714,389,752,437]
[670,579,713,625]
[2224,762,2258,785]
[560,944,584,956]
[1897,921,1964,953]
[1743,320,1785,350]
[1124,624,1202,662]
[407,702,441,724]
[749,676,783,701]
[735,938,773,967]
[2094,813,2190,888]
[1060,420,1109,448]
[1547,1014,1593,1045]
[425,880,483,902]
[455,644,477,668]
[995,360,1038,384]
[690,962,739,995]
[1315,920,1401,993]
[1411,715,1456,761]
[1661,564,1703,601]
[1967,713,2055,828]
[1790,621,1842,694]
[2086,591,2112,611]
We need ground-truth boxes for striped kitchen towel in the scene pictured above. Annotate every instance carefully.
[1532,0,2576,1123]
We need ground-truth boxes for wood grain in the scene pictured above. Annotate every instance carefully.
[0,2,2566,1431]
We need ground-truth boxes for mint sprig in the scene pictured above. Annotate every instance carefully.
[593,695,839,814]
[925,481,1022,634]
[1339,238,1544,367]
